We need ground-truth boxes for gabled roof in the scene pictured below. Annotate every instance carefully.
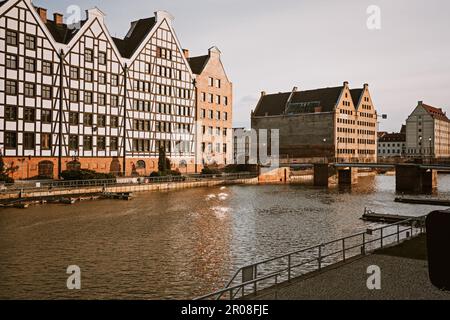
[350,88,363,106]
[112,17,157,58]
[187,55,209,75]
[253,86,343,117]
[421,103,450,122]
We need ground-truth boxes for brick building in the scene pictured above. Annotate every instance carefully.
[251,82,378,163]
[0,0,201,179]
[187,46,232,167]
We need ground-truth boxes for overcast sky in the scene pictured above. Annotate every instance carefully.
[34,0,450,132]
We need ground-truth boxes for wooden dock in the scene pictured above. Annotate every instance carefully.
[394,197,450,206]
[361,208,426,225]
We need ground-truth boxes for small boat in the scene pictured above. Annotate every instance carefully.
[361,208,425,224]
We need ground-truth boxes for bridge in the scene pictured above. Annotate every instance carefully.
[287,162,450,193]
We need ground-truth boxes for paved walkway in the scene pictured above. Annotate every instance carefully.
[250,236,450,300]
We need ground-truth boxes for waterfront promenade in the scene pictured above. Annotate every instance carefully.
[249,235,450,300]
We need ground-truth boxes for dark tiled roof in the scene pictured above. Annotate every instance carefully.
[379,132,406,142]
[350,88,363,106]
[187,55,209,74]
[45,19,84,44]
[422,103,450,122]
[113,17,156,58]
[253,86,343,117]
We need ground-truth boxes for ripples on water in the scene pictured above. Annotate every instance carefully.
[1,174,450,299]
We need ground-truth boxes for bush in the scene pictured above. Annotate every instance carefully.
[61,169,116,181]
[201,167,221,175]
[224,164,258,173]
[150,169,182,177]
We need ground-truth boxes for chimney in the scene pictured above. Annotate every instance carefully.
[37,7,47,23]
[292,86,298,92]
[363,83,369,88]
[343,81,349,87]
[261,91,266,97]
[54,13,63,25]
[182,49,189,59]
[418,101,423,106]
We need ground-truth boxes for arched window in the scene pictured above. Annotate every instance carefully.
[136,160,146,169]
[38,161,54,179]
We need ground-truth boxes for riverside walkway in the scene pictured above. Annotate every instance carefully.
[249,235,450,300]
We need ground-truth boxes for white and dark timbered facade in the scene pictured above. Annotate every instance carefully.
[0,0,197,179]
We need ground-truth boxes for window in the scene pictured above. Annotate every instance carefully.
[223,128,227,136]
[216,79,221,88]
[85,48,93,62]
[84,92,93,104]
[25,35,36,50]
[216,127,221,136]
[224,112,228,121]
[201,109,206,118]
[111,95,119,107]
[6,30,18,46]
[83,136,93,150]
[69,135,79,150]
[97,115,106,127]
[23,132,35,149]
[42,61,52,75]
[209,77,214,87]
[216,95,221,105]
[41,133,51,150]
[110,137,118,151]
[23,108,35,122]
[85,69,93,82]
[99,52,107,65]
[208,94,213,103]
[224,96,228,106]
[69,112,79,125]
[42,85,52,100]
[6,54,18,69]
[5,106,17,121]
[156,47,171,60]
[84,113,93,126]
[6,80,18,95]
[98,93,106,105]
[110,116,119,128]
[202,92,206,102]
[4,132,17,149]
[97,136,106,151]
[70,66,79,79]
[24,83,35,97]
[24,58,36,72]
[223,143,227,153]
[41,109,52,123]
[111,74,119,86]
[209,110,214,119]
[70,90,79,102]
[216,111,221,120]
[99,72,106,84]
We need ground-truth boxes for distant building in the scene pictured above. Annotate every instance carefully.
[405,101,450,159]
[378,130,406,159]
[251,82,378,163]
[188,47,233,167]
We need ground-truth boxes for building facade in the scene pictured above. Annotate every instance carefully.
[251,82,378,163]
[187,46,232,168]
[0,0,197,179]
[405,101,450,159]
[377,130,406,160]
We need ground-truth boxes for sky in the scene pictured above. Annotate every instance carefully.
[33,0,450,132]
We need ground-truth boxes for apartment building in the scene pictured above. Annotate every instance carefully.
[188,46,232,167]
[405,101,450,159]
[251,82,378,163]
[0,0,196,179]
[378,129,406,160]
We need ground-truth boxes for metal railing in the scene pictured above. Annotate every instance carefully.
[195,217,426,300]
[0,172,258,195]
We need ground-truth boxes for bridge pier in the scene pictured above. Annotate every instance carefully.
[313,164,333,187]
[337,168,358,185]
[395,164,437,193]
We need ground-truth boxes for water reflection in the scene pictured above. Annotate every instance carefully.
[1,174,450,299]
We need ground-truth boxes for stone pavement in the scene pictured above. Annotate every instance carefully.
[250,236,450,300]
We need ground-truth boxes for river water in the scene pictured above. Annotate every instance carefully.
[1,174,449,299]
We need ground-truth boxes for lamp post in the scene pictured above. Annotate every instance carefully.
[419,136,423,161]
[428,136,432,163]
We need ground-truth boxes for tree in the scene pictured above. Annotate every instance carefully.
[158,147,171,173]
[0,153,15,183]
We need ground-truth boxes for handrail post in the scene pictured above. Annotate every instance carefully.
[361,233,366,255]
[288,254,291,281]
[318,245,322,270]
[380,228,384,248]
[397,224,400,243]
[342,238,346,261]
